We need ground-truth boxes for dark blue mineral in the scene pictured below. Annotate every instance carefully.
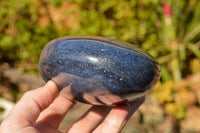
[39,36,160,105]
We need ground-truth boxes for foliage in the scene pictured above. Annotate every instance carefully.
[0,0,64,68]
[153,80,197,119]
[157,0,200,82]
[153,58,200,119]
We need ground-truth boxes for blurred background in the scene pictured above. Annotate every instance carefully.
[0,0,200,132]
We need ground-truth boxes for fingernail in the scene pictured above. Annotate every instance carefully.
[45,80,58,90]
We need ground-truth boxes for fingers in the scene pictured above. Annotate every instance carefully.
[93,97,145,133]
[1,81,58,129]
[36,86,76,129]
[67,97,145,133]
[67,106,112,133]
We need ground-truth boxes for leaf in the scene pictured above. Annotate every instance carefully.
[160,65,172,82]
[187,43,200,59]
[157,53,173,64]
[183,23,200,43]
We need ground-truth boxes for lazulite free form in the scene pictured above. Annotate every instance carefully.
[39,36,160,105]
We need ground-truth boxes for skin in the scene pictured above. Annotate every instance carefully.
[0,81,145,133]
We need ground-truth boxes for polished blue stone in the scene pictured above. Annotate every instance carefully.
[39,36,160,105]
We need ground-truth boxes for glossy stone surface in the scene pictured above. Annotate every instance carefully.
[39,36,160,105]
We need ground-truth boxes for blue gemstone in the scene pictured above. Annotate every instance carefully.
[39,36,160,105]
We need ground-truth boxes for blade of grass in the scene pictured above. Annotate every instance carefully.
[187,43,200,59]
[183,23,200,43]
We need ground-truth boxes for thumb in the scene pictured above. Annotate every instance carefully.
[3,81,58,127]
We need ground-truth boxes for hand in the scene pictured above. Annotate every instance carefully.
[0,81,145,133]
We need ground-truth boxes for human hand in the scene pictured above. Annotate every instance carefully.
[0,81,144,133]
